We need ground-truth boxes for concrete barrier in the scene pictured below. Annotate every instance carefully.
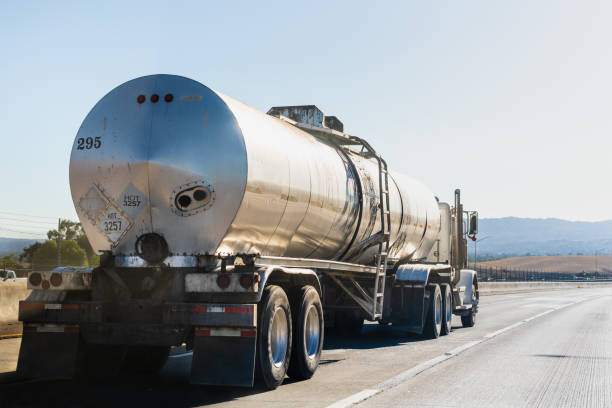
[0,282,31,324]
[1,280,610,323]
[479,281,612,296]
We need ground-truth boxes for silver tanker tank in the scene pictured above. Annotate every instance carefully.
[70,75,440,266]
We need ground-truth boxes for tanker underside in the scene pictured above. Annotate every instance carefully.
[17,250,479,388]
[18,126,479,388]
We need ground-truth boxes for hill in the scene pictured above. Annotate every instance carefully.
[476,255,612,274]
[472,217,612,258]
[0,237,43,257]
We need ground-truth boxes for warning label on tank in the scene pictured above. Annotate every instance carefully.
[97,208,130,244]
[78,185,108,222]
[118,183,148,219]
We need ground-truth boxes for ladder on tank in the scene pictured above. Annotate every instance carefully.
[343,135,392,319]
[273,115,392,320]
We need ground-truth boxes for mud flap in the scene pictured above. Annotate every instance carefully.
[17,325,80,379]
[190,327,257,387]
[391,285,428,334]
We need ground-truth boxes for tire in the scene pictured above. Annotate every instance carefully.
[423,284,442,339]
[440,283,452,335]
[287,286,324,380]
[122,346,170,374]
[255,285,292,390]
[461,284,478,328]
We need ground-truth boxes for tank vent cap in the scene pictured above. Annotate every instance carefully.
[135,233,169,263]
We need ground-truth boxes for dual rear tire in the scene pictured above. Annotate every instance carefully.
[424,284,443,338]
[256,285,323,389]
[424,283,453,338]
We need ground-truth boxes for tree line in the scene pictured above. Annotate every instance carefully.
[1,220,99,272]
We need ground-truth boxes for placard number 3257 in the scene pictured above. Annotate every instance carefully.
[77,136,102,150]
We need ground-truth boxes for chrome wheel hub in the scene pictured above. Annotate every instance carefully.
[305,305,320,359]
[270,307,288,367]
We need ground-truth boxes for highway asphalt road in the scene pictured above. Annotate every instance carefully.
[0,286,610,408]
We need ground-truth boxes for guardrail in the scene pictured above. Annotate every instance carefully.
[475,266,612,282]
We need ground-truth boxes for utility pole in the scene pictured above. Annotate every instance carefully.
[473,236,491,269]
[57,218,61,267]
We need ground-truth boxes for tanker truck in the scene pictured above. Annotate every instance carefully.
[17,74,479,389]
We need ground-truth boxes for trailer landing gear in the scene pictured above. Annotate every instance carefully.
[335,311,364,335]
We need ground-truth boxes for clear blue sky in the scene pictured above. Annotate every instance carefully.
[1,0,611,239]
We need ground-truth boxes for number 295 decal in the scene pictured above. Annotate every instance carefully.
[77,136,102,150]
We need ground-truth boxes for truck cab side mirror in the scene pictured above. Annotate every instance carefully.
[468,212,478,238]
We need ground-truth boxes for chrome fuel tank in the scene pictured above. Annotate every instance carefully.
[70,75,439,265]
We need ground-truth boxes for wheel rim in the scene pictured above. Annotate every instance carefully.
[304,305,320,359]
[435,292,442,329]
[270,307,288,367]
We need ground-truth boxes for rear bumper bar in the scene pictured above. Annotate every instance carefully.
[19,301,256,328]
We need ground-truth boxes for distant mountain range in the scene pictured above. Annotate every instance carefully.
[472,217,612,259]
[0,237,43,257]
[2,217,612,260]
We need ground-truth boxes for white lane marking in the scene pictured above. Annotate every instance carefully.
[326,296,593,408]
[376,354,451,391]
[484,321,525,338]
[326,389,381,408]
[445,340,482,356]
[169,352,193,358]
[522,310,554,323]
[520,303,542,308]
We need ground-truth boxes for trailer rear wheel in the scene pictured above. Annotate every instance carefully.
[440,283,452,335]
[256,285,292,390]
[122,346,170,374]
[287,286,324,380]
[423,284,442,339]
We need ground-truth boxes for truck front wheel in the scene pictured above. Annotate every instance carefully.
[461,284,478,327]
[256,285,292,389]
[287,286,324,380]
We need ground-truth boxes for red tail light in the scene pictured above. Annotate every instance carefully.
[239,274,253,288]
[29,273,42,286]
[217,274,230,289]
[50,273,63,287]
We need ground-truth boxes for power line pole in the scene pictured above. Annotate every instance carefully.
[57,218,61,267]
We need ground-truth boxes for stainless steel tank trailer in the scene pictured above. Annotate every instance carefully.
[17,75,479,389]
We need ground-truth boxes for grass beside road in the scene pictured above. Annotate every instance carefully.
[476,255,612,274]
[0,322,22,339]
